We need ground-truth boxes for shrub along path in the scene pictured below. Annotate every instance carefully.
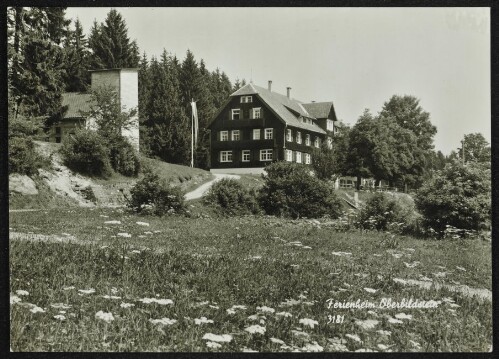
[184,173,240,201]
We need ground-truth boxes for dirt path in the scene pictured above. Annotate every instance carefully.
[184,173,240,201]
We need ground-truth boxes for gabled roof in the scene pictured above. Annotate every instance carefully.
[301,101,337,121]
[61,93,94,119]
[230,83,327,134]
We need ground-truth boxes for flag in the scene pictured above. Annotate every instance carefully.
[191,100,199,147]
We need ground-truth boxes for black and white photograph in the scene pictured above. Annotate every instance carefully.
[6,5,493,353]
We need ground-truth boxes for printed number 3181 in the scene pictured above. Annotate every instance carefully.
[328,314,345,324]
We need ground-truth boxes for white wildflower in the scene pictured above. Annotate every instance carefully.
[270,338,285,345]
[117,232,131,238]
[194,317,214,325]
[276,311,293,318]
[392,278,407,285]
[104,220,121,224]
[363,287,377,293]
[209,305,219,309]
[291,330,310,338]
[78,288,95,295]
[433,272,447,278]
[378,344,391,350]
[53,314,66,321]
[138,298,173,305]
[149,317,177,326]
[241,347,258,352]
[299,318,319,328]
[302,341,323,352]
[95,311,114,323]
[245,324,266,334]
[345,334,362,343]
[10,294,21,305]
[376,330,392,336]
[394,313,412,320]
[30,306,45,314]
[226,308,236,315]
[206,341,222,349]
[63,286,75,291]
[403,261,420,268]
[387,316,403,324]
[136,221,150,226]
[256,306,275,313]
[101,295,121,300]
[202,333,233,342]
[355,319,379,330]
[120,302,135,308]
[456,266,466,271]
[16,290,29,296]
[50,303,71,309]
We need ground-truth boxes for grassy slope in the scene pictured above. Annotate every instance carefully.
[10,208,492,352]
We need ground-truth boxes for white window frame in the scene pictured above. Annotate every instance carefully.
[264,128,273,140]
[286,149,293,162]
[314,137,320,148]
[231,130,240,141]
[296,131,302,144]
[253,129,261,140]
[242,150,250,162]
[220,151,233,162]
[327,119,334,131]
[241,96,253,103]
[220,131,229,141]
[305,134,311,146]
[286,129,292,142]
[231,108,241,120]
[305,153,311,164]
[252,107,261,119]
[296,151,302,163]
[260,149,273,161]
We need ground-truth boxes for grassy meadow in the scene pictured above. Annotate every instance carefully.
[9,207,492,352]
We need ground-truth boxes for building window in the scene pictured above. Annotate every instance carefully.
[264,128,273,140]
[305,134,311,146]
[231,130,240,141]
[286,149,293,162]
[286,129,292,142]
[260,149,273,161]
[241,96,253,103]
[231,109,241,120]
[314,137,320,148]
[220,151,233,162]
[242,150,250,162]
[327,137,333,149]
[327,119,335,131]
[305,153,311,164]
[252,108,261,119]
[296,151,302,163]
[220,131,229,141]
[253,129,261,140]
[296,131,302,144]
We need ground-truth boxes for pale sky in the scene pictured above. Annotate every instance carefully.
[65,7,491,155]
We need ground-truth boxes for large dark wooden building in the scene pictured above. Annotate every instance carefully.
[207,81,339,174]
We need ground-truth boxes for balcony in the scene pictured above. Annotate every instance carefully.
[211,138,275,150]
[213,117,266,129]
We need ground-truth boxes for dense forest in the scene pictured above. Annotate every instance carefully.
[7,7,247,169]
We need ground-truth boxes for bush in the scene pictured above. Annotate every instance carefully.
[357,192,420,232]
[60,129,113,178]
[203,178,260,216]
[108,136,141,177]
[128,171,186,216]
[8,137,49,176]
[415,161,491,233]
[258,161,343,219]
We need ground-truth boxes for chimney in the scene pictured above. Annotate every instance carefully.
[287,87,291,99]
[268,80,272,91]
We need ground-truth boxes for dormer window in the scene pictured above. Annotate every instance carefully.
[241,96,253,103]
[231,109,241,120]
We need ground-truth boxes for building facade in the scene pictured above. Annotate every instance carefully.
[46,68,139,151]
[207,82,338,174]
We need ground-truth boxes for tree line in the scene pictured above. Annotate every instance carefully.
[7,7,246,169]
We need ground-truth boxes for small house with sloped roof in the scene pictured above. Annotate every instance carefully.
[46,68,139,151]
[207,81,338,174]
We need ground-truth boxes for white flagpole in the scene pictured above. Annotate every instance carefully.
[191,99,194,168]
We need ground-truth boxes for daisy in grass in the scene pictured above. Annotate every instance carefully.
[16,290,29,296]
[138,298,173,305]
[276,311,293,318]
[206,341,222,349]
[245,324,266,334]
[30,306,45,314]
[270,338,285,345]
[149,318,177,326]
[117,233,131,238]
[256,306,275,313]
[104,220,121,224]
[299,318,319,329]
[194,317,214,325]
[78,288,96,295]
[120,302,135,308]
[63,286,75,291]
[394,313,412,320]
[102,295,121,300]
[10,294,21,305]
[355,319,379,330]
[53,314,66,321]
[345,334,362,343]
[95,311,115,323]
[202,333,233,343]
[136,221,149,226]
[301,341,323,352]
[226,308,236,315]
[364,287,377,293]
